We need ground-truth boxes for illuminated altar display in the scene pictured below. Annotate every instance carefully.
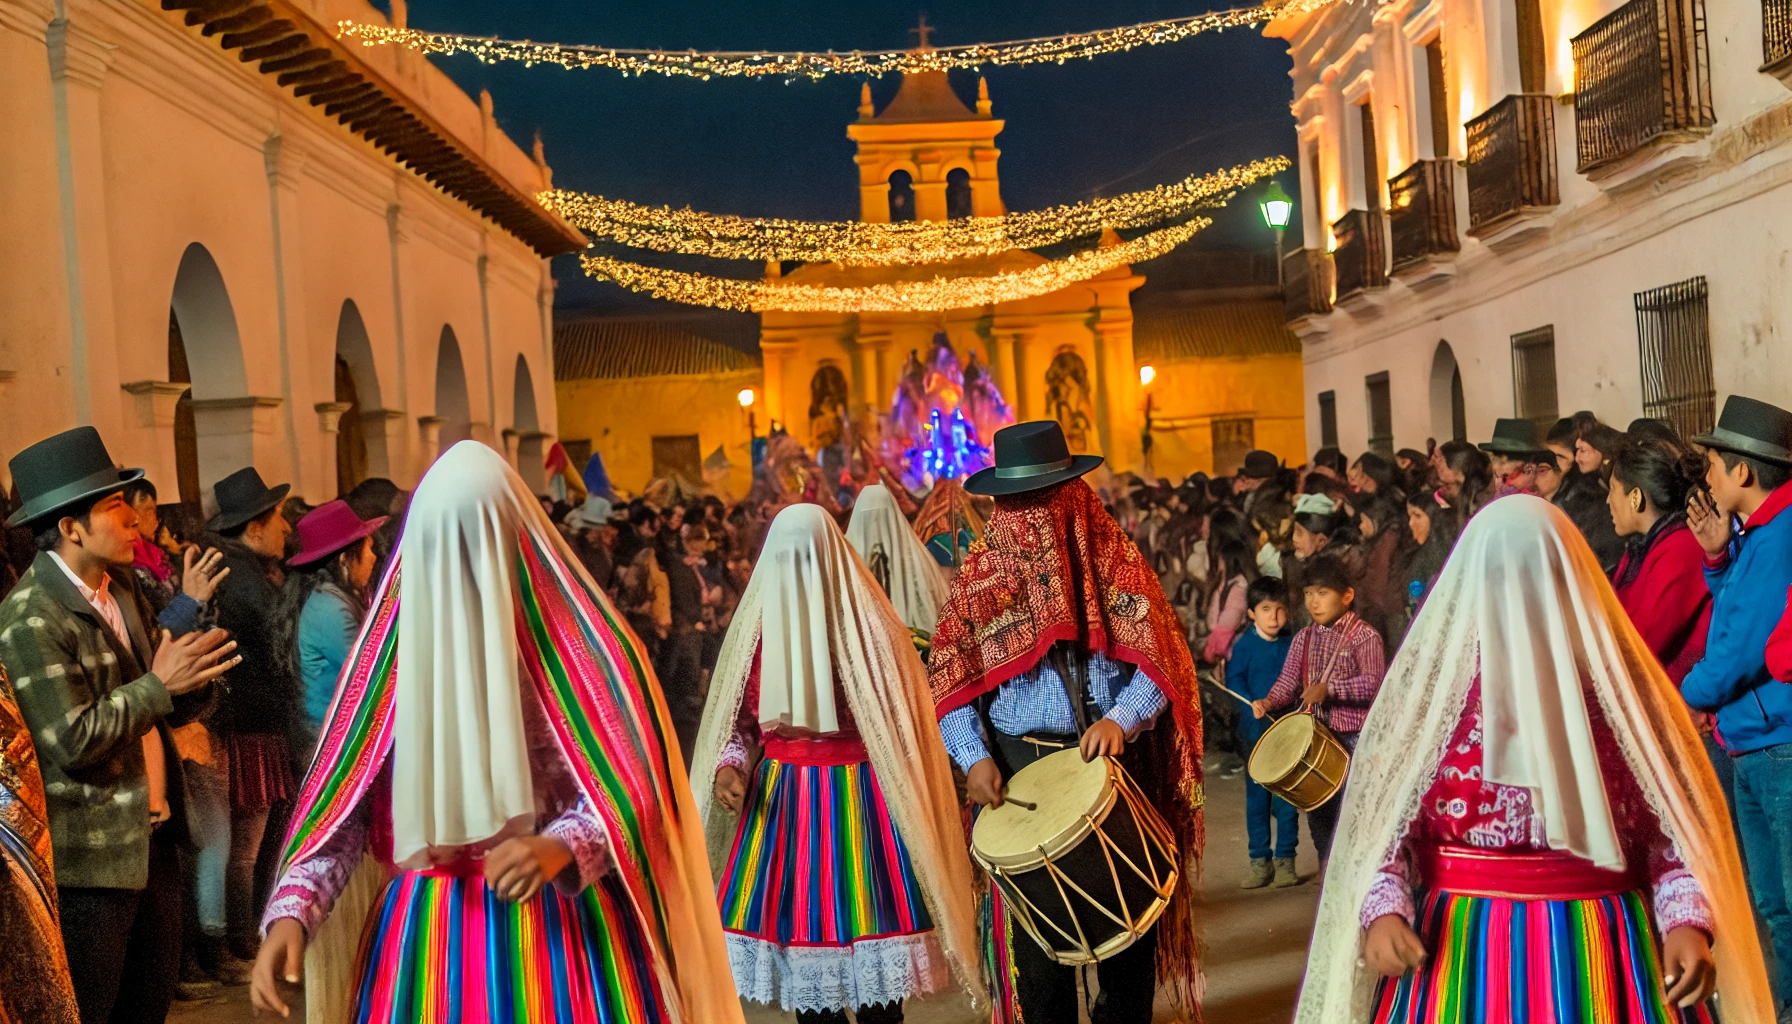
[886,332,1012,488]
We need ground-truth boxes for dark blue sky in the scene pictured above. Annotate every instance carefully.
[412,1,1301,313]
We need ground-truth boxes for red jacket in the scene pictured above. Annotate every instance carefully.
[1766,588,1792,682]
[1612,520,1712,686]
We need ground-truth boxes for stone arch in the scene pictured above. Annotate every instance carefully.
[333,300,387,492]
[512,354,545,493]
[1430,340,1467,443]
[809,363,850,449]
[168,242,252,506]
[1044,348,1097,452]
[887,169,916,222]
[434,326,474,456]
[945,167,973,220]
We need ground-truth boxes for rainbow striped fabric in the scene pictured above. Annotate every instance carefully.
[1372,888,1720,1024]
[350,870,665,1024]
[719,757,932,946]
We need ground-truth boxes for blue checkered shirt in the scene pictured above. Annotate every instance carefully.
[938,651,1168,771]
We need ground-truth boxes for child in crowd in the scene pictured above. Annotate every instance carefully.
[1230,576,1300,889]
[1253,554,1387,864]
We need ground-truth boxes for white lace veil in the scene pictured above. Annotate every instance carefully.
[845,483,949,634]
[1297,495,1771,1022]
[689,503,984,1002]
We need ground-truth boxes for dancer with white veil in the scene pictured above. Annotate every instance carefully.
[845,482,948,636]
[1296,495,1771,1023]
[691,503,980,1024]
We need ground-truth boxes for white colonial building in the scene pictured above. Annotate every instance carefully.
[0,0,582,513]
[1266,0,1792,452]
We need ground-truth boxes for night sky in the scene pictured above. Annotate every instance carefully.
[405,1,1302,314]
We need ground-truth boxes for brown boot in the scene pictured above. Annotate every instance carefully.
[1239,858,1273,889]
[1272,857,1301,887]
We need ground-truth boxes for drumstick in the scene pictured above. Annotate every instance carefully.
[1206,676,1258,708]
[1004,797,1037,811]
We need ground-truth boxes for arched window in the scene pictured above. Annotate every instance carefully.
[887,170,916,222]
[1430,340,1467,442]
[1044,349,1097,453]
[946,168,973,220]
[809,364,851,448]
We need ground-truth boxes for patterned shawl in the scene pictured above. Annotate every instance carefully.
[927,478,1205,1012]
[0,676,77,1024]
[278,443,741,1024]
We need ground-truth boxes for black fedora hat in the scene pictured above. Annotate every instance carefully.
[965,421,1104,497]
[207,467,292,533]
[1693,395,1792,467]
[1239,450,1282,479]
[1478,418,1551,459]
[5,427,144,529]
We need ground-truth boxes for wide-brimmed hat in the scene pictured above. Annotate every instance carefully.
[1693,395,1792,467]
[5,427,144,528]
[1239,450,1281,479]
[287,500,386,568]
[964,421,1104,497]
[207,467,292,533]
[1478,418,1551,460]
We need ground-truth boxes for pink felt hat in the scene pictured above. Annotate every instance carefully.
[287,499,387,568]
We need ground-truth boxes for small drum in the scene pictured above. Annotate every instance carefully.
[1248,711,1349,812]
[970,748,1178,965]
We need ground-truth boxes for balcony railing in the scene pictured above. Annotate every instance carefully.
[1769,0,1792,68]
[1283,248,1334,323]
[1466,94,1559,232]
[1330,209,1388,300]
[1572,0,1714,172]
[1388,160,1460,270]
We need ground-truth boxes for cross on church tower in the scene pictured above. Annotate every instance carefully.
[909,13,935,51]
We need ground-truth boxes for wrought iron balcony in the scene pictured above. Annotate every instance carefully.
[1571,0,1714,172]
[1388,160,1460,270]
[1465,94,1559,233]
[1330,209,1388,300]
[1283,248,1334,323]
[1769,0,1792,69]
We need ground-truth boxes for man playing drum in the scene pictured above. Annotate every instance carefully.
[929,421,1206,1024]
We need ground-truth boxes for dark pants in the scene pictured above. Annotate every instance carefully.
[1305,730,1358,863]
[796,1002,903,1024]
[59,830,182,1024]
[991,730,1161,1024]
[1239,716,1299,860]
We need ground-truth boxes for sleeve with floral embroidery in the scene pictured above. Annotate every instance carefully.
[262,800,369,939]
[541,796,614,894]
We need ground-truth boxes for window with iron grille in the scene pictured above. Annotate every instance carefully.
[1366,372,1394,455]
[1318,391,1339,448]
[1511,326,1559,433]
[1635,276,1715,439]
[1211,418,1256,477]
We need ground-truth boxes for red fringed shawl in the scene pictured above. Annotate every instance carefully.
[928,478,1205,1011]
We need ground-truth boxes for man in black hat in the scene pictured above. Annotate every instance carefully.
[198,466,296,961]
[0,426,239,1024]
[1681,395,1792,1012]
[1478,417,1554,497]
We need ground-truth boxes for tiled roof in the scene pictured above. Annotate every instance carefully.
[554,320,761,380]
[1132,300,1301,363]
[873,71,981,122]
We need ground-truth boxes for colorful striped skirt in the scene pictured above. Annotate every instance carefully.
[1371,886,1719,1024]
[348,869,667,1024]
[718,751,946,1012]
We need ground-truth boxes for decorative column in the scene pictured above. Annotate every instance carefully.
[313,402,353,435]
[121,381,190,488]
[357,409,407,481]
[189,396,284,495]
[265,133,311,495]
[417,415,446,464]
[760,335,799,433]
[1092,318,1143,473]
[857,329,893,430]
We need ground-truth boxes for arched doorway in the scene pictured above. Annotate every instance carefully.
[434,327,473,454]
[1430,340,1467,443]
[168,243,250,507]
[512,355,545,493]
[809,364,850,449]
[946,168,973,220]
[1044,349,1097,452]
[334,300,384,494]
[887,170,916,222]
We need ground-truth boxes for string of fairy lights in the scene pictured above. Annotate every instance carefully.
[540,157,1287,266]
[335,0,1337,80]
[578,219,1210,313]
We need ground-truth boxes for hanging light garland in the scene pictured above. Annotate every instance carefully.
[579,219,1210,313]
[335,0,1336,80]
[541,157,1285,265]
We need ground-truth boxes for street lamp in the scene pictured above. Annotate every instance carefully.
[1138,364,1156,464]
[1259,179,1294,290]
[738,388,756,439]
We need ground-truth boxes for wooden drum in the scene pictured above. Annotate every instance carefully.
[970,748,1178,965]
[1247,711,1349,812]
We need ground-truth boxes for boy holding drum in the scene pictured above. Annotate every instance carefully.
[1252,554,1386,865]
[1229,576,1299,890]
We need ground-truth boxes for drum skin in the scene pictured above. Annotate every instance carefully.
[1247,712,1349,812]
[971,749,1177,964]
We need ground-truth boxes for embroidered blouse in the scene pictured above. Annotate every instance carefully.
[718,648,861,772]
[1360,679,1713,937]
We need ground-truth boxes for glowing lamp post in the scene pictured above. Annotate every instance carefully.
[1259,179,1294,290]
[1138,364,1157,461]
[738,388,756,438]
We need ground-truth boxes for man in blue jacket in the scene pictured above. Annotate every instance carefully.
[1683,394,1792,1016]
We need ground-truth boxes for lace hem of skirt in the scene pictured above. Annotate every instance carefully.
[724,929,948,1012]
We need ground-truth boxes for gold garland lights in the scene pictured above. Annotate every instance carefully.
[541,157,1286,265]
[579,219,1210,313]
[336,1,1337,80]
